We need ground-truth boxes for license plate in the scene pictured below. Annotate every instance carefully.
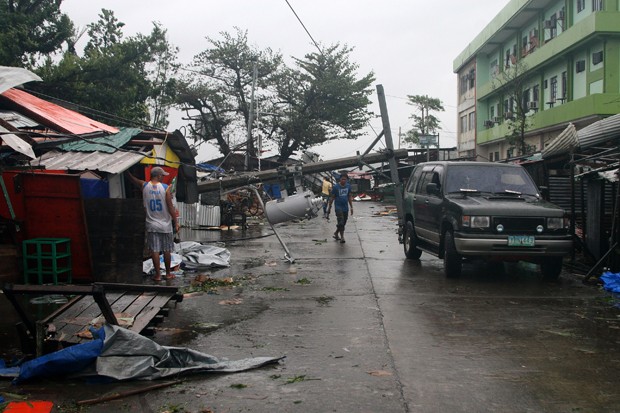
[508,235,535,247]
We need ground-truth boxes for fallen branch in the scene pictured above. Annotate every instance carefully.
[76,380,181,406]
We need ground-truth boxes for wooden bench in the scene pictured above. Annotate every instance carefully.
[3,283,183,356]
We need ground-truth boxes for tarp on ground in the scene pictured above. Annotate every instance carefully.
[175,241,231,269]
[12,324,282,383]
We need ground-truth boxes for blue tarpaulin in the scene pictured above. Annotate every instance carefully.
[601,271,620,293]
[197,163,225,173]
[9,324,282,383]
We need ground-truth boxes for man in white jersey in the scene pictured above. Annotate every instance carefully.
[127,166,179,281]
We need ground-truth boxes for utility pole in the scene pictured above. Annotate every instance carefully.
[376,84,406,240]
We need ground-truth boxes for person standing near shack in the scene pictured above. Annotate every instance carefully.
[127,166,179,282]
[327,172,353,243]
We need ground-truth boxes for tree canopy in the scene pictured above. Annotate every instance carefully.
[0,0,74,67]
[177,32,375,163]
[3,8,375,162]
[403,94,444,147]
[28,9,179,128]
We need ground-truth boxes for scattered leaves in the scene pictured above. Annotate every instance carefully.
[295,278,312,285]
[181,276,239,294]
[230,383,247,389]
[315,295,334,306]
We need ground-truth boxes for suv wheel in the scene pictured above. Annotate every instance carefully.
[404,221,422,259]
[541,257,563,281]
[443,230,462,278]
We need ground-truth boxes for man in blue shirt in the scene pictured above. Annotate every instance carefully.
[327,172,354,243]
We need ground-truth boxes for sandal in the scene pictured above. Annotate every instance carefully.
[340,239,346,243]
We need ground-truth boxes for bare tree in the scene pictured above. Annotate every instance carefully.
[492,60,533,157]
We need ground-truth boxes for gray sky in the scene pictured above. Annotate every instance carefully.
[60,0,509,162]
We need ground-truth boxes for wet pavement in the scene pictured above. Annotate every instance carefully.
[1,201,620,412]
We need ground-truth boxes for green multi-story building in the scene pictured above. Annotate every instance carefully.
[454,0,620,161]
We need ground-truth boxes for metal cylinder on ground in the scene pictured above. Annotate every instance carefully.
[264,190,322,225]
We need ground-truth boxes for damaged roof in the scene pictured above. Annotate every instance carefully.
[32,149,148,174]
[0,88,118,135]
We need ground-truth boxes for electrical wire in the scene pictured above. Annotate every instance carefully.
[284,0,324,56]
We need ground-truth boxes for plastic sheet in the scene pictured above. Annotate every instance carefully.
[175,242,231,269]
[601,271,620,293]
[12,324,281,383]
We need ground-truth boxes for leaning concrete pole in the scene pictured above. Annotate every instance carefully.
[376,84,405,241]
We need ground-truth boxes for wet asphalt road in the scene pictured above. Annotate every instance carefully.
[2,200,620,412]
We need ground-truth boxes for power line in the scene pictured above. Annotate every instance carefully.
[284,0,323,56]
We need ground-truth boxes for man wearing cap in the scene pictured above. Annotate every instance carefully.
[127,166,179,281]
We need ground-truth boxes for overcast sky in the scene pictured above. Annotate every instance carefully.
[60,0,510,162]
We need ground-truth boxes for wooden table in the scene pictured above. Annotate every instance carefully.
[3,283,183,356]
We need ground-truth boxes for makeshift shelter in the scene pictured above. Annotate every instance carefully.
[0,77,197,284]
[539,114,620,271]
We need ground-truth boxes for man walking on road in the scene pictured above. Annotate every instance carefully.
[327,172,353,243]
[127,166,179,281]
[321,176,333,218]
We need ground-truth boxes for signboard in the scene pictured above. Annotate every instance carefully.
[418,134,438,147]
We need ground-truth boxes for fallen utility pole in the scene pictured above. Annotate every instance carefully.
[196,148,409,193]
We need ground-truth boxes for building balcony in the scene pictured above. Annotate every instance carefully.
[477,93,620,145]
[477,12,620,100]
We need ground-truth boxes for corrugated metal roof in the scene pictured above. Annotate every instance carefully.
[0,88,118,135]
[577,112,620,148]
[31,149,147,174]
[0,66,41,94]
[0,125,35,158]
[0,110,39,128]
[58,127,142,153]
[542,123,578,158]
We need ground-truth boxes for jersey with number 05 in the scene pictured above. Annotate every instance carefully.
[142,182,172,233]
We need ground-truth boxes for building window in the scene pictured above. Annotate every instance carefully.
[550,76,558,102]
[561,71,567,99]
[460,115,467,133]
[593,0,603,11]
[469,69,475,89]
[490,59,499,78]
[576,60,586,73]
[592,50,604,65]
[533,85,539,104]
[489,152,494,161]
[468,112,475,131]
[495,151,500,161]
[577,0,586,12]
[490,105,495,120]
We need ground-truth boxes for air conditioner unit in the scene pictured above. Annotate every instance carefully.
[493,117,502,123]
[484,120,495,128]
[544,19,555,29]
[504,112,514,120]
[528,101,538,110]
[557,10,565,19]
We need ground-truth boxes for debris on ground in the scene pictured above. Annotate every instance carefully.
[9,324,283,383]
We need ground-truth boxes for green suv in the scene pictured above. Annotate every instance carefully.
[402,161,572,280]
